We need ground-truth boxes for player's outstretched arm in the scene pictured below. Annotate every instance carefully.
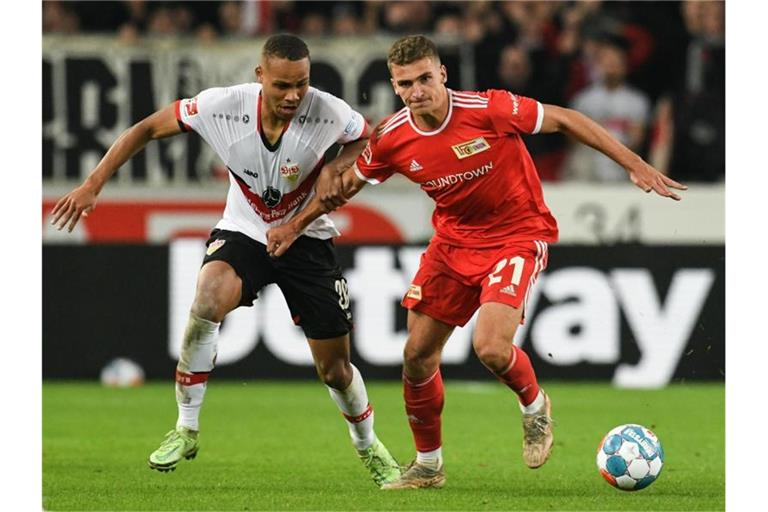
[50,104,183,232]
[266,164,368,258]
[539,104,688,200]
[316,137,370,211]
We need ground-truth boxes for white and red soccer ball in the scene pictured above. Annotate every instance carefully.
[596,424,665,491]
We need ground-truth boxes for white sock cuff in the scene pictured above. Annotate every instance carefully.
[188,312,220,335]
[416,447,443,468]
[520,390,545,415]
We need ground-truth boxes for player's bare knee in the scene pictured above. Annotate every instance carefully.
[403,343,440,378]
[472,337,510,372]
[190,296,227,323]
[316,360,351,389]
[192,266,241,322]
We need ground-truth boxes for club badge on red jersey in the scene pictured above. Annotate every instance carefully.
[406,284,422,301]
[451,137,490,160]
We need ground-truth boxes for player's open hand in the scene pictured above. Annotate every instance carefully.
[266,223,300,258]
[628,162,687,201]
[315,167,347,211]
[50,184,98,232]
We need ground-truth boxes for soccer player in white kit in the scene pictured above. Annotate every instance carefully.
[50,34,401,487]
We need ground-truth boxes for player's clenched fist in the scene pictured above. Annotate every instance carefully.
[266,223,300,258]
[315,167,347,211]
[50,184,98,232]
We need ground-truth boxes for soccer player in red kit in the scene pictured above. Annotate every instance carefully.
[266,35,686,489]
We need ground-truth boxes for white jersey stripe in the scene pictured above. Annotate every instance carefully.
[452,91,488,102]
[453,102,489,109]
[380,117,409,136]
[381,108,409,131]
[451,96,488,105]
[523,241,547,315]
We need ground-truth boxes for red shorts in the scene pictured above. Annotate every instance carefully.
[401,240,549,327]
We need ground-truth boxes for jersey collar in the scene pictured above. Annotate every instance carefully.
[407,88,453,136]
[257,92,292,152]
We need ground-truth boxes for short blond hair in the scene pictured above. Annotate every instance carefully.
[387,35,441,69]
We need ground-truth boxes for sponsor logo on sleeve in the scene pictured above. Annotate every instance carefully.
[508,92,520,116]
[362,140,373,165]
[184,97,199,117]
[451,137,490,160]
[344,117,360,136]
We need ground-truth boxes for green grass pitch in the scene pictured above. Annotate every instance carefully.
[43,381,724,511]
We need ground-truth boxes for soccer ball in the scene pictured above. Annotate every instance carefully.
[596,424,664,491]
[100,357,145,388]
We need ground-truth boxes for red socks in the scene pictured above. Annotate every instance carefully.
[493,346,540,406]
[403,369,444,452]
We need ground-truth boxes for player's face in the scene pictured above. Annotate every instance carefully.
[390,57,448,115]
[256,56,310,121]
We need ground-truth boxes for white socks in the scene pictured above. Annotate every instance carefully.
[520,390,545,415]
[416,447,443,469]
[176,382,206,431]
[327,364,376,451]
[175,313,220,431]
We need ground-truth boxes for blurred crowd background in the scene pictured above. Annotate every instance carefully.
[43,0,725,183]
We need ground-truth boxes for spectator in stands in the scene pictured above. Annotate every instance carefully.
[43,0,80,34]
[146,5,179,36]
[565,34,651,182]
[496,44,567,181]
[379,1,433,34]
[649,0,724,182]
[331,3,363,36]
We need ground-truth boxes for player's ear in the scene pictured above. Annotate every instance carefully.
[440,64,447,84]
[255,65,263,83]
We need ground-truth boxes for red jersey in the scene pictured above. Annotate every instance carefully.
[355,89,559,247]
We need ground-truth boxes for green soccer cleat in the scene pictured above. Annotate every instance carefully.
[148,427,199,472]
[357,438,401,488]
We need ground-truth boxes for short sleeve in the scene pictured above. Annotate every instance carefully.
[486,89,544,136]
[337,109,368,144]
[318,93,368,145]
[175,87,235,160]
[354,128,395,185]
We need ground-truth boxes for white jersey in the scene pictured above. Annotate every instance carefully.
[568,84,650,181]
[175,83,367,243]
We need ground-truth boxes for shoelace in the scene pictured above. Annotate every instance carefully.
[524,415,553,442]
[157,430,185,452]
